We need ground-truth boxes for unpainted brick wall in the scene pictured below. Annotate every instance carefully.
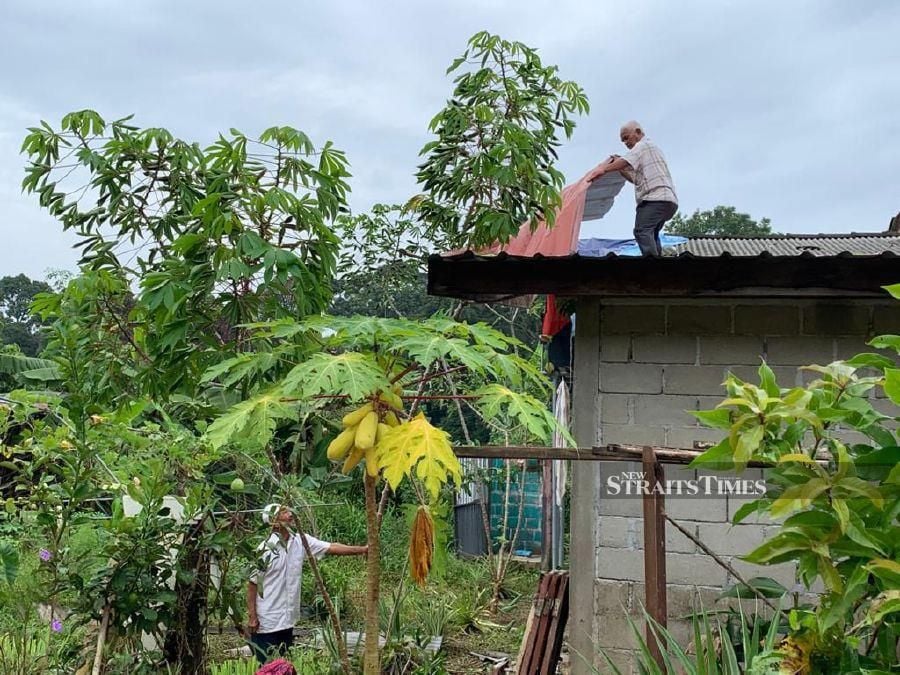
[579,297,900,674]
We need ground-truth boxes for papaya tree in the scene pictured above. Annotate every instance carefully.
[205,314,567,673]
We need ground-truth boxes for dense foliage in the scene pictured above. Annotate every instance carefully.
[691,285,900,672]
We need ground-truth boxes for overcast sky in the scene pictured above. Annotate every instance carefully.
[1,0,898,280]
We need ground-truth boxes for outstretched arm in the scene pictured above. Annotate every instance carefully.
[327,543,368,556]
[246,581,260,634]
[588,156,633,182]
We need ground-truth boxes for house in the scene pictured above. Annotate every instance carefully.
[429,231,900,673]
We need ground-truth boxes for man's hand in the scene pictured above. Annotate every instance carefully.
[246,614,259,636]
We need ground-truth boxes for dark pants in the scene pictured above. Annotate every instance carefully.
[634,200,678,257]
[249,627,294,663]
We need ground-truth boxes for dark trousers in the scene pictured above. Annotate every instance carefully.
[249,627,294,663]
[634,200,678,257]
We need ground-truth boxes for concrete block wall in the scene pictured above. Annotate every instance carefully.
[571,297,900,674]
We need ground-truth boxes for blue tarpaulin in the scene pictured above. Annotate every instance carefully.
[577,234,688,257]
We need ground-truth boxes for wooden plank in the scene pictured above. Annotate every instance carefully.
[516,572,551,674]
[527,572,559,674]
[539,572,569,675]
[642,447,668,670]
[540,459,553,571]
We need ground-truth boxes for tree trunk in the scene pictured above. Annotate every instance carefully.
[363,474,381,674]
[163,527,209,674]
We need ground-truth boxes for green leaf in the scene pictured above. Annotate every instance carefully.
[868,334,900,353]
[731,498,768,524]
[769,478,829,519]
[845,353,896,370]
[205,391,298,450]
[883,368,900,405]
[743,531,811,565]
[882,283,900,299]
[689,408,732,430]
[281,352,390,402]
[473,384,571,445]
[718,576,787,600]
[866,559,900,587]
[689,438,735,470]
[734,424,764,469]
[0,541,19,586]
[758,361,780,397]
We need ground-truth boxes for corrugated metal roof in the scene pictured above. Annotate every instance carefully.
[670,232,900,257]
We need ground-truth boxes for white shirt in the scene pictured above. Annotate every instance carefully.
[250,531,330,633]
[622,138,678,205]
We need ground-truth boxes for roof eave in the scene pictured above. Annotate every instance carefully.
[427,253,900,301]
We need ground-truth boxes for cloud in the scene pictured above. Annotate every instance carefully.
[1,0,898,277]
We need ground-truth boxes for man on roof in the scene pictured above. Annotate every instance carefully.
[588,121,678,257]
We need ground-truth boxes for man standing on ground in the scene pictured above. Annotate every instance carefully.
[246,503,367,663]
[589,121,678,257]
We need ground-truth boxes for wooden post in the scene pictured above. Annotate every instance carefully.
[641,446,667,669]
[541,458,553,571]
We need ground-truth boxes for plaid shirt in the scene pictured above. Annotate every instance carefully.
[622,138,677,205]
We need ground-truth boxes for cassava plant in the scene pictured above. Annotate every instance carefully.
[414,30,589,249]
[690,285,900,672]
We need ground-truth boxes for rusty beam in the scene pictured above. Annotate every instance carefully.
[452,444,778,468]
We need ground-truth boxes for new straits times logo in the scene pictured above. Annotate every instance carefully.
[605,471,767,498]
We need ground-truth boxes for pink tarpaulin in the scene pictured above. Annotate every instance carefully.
[484,163,627,258]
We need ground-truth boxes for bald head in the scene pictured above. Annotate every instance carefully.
[619,121,644,149]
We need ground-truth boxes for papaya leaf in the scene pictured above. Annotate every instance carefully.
[281,352,390,402]
[375,413,461,500]
[474,383,571,445]
[393,333,492,374]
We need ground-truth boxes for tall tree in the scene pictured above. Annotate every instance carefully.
[0,274,51,356]
[21,110,350,403]
[414,31,589,249]
[667,205,774,237]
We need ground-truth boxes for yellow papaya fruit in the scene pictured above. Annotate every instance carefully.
[379,390,403,410]
[355,411,378,450]
[342,402,374,428]
[342,446,365,474]
[375,422,390,443]
[327,428,356,461]
[364,445,379,477]
[384,410,400,427]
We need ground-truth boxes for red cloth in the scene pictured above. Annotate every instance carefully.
[541,294,570,340]
[256,658,296,675]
